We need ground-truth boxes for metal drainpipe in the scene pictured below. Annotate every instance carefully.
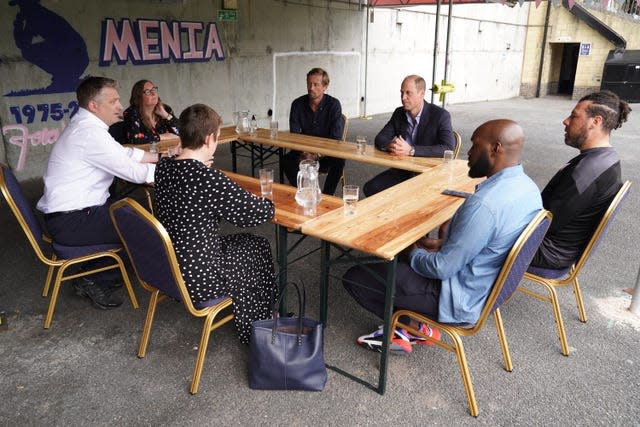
[442,0,453,109]
[363,4,370,117]
[431,0,442,104]
[630,266,640,315]
[535,0,552,98]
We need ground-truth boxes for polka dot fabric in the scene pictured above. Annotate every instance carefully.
[155,158,276,344]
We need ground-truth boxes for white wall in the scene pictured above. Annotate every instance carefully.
[364,3,530,113]
[0,0,529,179]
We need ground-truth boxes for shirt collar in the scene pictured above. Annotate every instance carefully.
[307,93,329,112]
[76,107,109,130]
[476,164,524,191]
[405,104,424,125]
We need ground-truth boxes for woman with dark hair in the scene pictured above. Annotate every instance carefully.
[123,79,179,144]
[154,103,276,344]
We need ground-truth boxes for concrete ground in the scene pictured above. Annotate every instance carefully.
[1,96,639,426]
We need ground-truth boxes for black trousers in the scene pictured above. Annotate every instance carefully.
[342,261,441,321]
[281,151,345,196]
[44,200,124,283]
[363,168,417,197]
[44,202,120,246]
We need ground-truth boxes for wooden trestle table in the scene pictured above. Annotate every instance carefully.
[300,159,482,394]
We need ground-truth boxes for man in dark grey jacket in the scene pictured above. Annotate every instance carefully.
[363,74,455,196]
[530,90,631,269]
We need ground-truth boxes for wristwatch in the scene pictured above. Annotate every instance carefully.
[409,147,416,156]
[166,114,173,120]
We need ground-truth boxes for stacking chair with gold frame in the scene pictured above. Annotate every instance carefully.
[341,113,349,142]
[109,198,234,394]
[452,130,462,158]
[391,210,552,417]
[519,180,631,356]
[0,163,139,328]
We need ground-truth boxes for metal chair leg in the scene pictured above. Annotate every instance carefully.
[572,277,588,323]
[449,332,479,417]
[138,290,161,358]
[493,308,513,372]
[190,314,215,394]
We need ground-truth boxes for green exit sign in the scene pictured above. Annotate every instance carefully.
[218,9,238,21]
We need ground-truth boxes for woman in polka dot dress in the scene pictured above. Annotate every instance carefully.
[154,103,276,344]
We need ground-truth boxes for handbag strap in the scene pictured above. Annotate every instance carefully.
[271,281,305,346]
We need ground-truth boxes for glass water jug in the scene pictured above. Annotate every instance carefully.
[294,159,322,216]
[235,110,251,134]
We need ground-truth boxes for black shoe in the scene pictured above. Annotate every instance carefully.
[74,278,123,310]
[101,277,123,290]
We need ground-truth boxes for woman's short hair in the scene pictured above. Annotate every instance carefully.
[179,104,221,150]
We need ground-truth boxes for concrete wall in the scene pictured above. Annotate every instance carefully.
[520,1,640,99]
[365,4,530,111]
[1,0,529,180]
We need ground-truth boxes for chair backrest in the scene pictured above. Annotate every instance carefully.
[452,130,462,159]
[0,163,49,257]
[472,210,552,330]
[341,113,349,142]
[108,121,127,144]
[109,198,196,311]
[572,180,631,273]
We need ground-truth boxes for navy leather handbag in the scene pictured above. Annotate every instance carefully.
[248,282,327,391]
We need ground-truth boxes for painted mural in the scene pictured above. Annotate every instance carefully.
[6,0,89,96]
[100,18,225,65]
[1,2,226,174]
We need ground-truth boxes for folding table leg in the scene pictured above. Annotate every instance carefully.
[319,240,330,325]
[278,148,285,183]
[377,257,398,395]
[277,225,288,315]
[231,140,238,173]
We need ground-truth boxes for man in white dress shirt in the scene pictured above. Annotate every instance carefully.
[37,76,157,309]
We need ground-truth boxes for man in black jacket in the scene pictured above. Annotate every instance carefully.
[282,67,344,195]
[363,74,455,196]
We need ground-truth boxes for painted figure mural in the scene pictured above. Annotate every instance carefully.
[7,0,89,96]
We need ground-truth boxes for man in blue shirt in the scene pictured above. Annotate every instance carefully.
[343,119,542,353]
[282,68,344,195]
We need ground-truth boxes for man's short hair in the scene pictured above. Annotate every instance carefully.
[404,75,426,93]
[76,76,118,108]
[307,67,330,86]
[580,90,632,132]
[179,103,221,150]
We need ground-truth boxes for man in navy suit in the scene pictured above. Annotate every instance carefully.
[363,75,455,196]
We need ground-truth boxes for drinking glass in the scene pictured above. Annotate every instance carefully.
[343,185,359,216]
[443,149,454,185]
[270,120,279,139]
[355,135,367,155]
[443,150,454,163]
[259,168,274,199]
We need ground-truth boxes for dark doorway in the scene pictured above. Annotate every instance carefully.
[558,43,580,95]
